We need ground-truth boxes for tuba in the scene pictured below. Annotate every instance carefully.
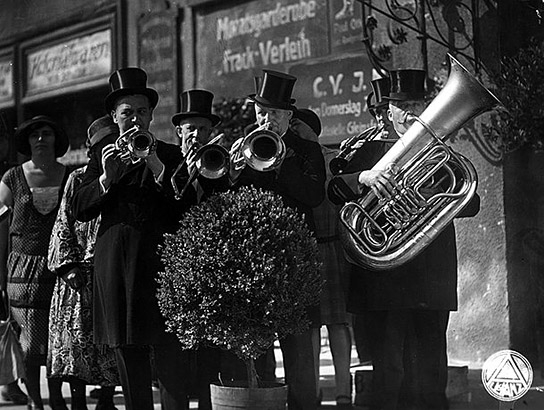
[232,128,286,172]
[339,54,503,270]
[115,125,156,163]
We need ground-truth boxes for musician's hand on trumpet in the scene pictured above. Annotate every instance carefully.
[181,131,201,176]
[229,121,271,173]
[99,143,130,191]
[171,133,229,200]
[143,149,166,183]
[228,122,287,182]
[115,125,157,165]
[116,125,164,182]
[339,134,366,152]
[228,136,246,182]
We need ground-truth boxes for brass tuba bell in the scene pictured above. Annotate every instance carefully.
[338,54,503,271]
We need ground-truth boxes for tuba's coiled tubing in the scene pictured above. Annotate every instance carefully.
[338,54,503,271]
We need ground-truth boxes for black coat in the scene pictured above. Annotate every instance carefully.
[72,136,196,345]
[234,128,326,233]
[327,139,479,312]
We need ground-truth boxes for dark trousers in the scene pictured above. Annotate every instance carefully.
[364,310,450,410]
[353,313,372,363]
[115,343,190,410]
[280,329,317,410]
[188,347,221,410]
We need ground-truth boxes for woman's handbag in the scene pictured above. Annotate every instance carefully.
[0,289,25,384]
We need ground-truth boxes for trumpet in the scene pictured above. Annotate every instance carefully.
[232,128,286,172]
[115,125,156,163]
[329,125,382,175]
[171,138,230,200]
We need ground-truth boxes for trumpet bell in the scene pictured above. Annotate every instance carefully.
[131,133,154,155]
[195,144,230,179]
[171,143,230,200]
[241,129,286,172]
[329,157,348,176]
[115,126,156,162]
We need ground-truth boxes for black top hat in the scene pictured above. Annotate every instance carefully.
[104,67,159,113]
[293,108,322,136]
[15,115,69,157]
[368,77,391,108]
[253,76,263,94]
[385,69,426,101]
[171,89,221,126]
[248,70,296,110]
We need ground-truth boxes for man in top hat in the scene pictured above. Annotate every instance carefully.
[230,69,326,410]
[170,88,226,409]
[328,74,399,206]
[172,89,230,202]
[328,70,479,410]
[72,67,196,410]
[326,75,397,393]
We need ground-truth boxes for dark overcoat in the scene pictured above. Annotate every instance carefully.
[72,135,195,346]
[328,139,479,312]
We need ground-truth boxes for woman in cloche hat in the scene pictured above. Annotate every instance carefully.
[47,115,119,410]
[0,115,70,409]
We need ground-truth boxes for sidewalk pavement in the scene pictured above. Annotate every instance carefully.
[3,342,544,409]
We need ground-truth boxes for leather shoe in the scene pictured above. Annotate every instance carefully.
[1,382,29,405]
[49,398,69,410]
[95,403,118,410]
[89,387,101,399]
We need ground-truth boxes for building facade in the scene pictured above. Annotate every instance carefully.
[0,0,542,370]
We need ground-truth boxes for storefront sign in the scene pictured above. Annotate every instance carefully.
[290,55,375,145]
[0,57,14,107]
[330,0,365,52]
[138,11,178,144]
[196,0,329,98]
[25,29,111,97]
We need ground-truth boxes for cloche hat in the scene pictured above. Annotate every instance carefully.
[15,115,69,157]
[86,115,118,148]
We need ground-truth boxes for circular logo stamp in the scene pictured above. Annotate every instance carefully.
[481,350,533,402]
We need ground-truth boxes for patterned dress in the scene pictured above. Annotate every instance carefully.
[47,167,118,386]
[3,165,65,364]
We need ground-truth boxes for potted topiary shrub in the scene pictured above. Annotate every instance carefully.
[156,185,322,409]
